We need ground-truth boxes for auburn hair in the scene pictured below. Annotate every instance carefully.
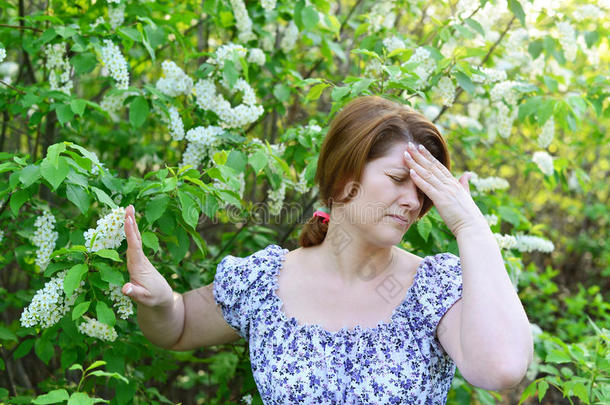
[298,95,451,247]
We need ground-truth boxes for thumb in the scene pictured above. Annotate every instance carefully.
[122,282,148,302]
[459,172,472,193]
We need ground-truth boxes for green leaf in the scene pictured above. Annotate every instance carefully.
[537,380,549,402]
[70,99,87,116]
[584,30,599,48]
[508,0,526,27]
[331,86,350,101]
[129,96,149,128]
[85,360,106,373]
[294,0,305,30]
[571,382,589,403]
[178,190,199,229]
[273,83,291,103]
[454,71,475,95]
[145,194,170,224]
[89,370,129,384]
[464,18,485,36]
[72,301,91,320]
[0,326,17,342]
[40,156,70,191]
[302,6,319,31]
[96,301,116,327]
[91,186,118,208]
[248,150,268,174]
[66,184,90,215]
[94,249,122,262]
[142,232,160,253]
[46,143,66,169]
[34,339,54,365]
[68,392,108,405]
[306,83,330,101]
[13,339,34,359]
[70,53,98,75]
[222,60,239,88]
[546,348,571,363]
[64,263,88,297]
[518,381,537,404]
[528,39,544,59]
[10,189,30,216]
[56,104,74,126]
[416,216,432,242]
[19,164,41,187]
[98,262,124,285]
[32,389,69,404]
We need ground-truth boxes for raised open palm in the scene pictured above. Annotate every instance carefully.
[122,205,174,308]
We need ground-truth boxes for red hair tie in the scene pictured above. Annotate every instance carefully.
[313,210,330,224]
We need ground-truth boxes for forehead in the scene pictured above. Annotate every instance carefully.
[368,142,410,168]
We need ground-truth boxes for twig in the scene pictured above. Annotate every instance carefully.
[0,23,42,32]
[0,79,26,94]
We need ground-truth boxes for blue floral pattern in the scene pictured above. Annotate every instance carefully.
[213,244,463,404]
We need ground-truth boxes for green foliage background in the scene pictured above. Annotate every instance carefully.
[0,0,608,404]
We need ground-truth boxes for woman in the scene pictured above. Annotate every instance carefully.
[122,96,533,404]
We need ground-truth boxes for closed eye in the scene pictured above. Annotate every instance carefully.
[390,176,407,183]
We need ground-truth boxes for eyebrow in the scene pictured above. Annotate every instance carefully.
[386,167,410,174]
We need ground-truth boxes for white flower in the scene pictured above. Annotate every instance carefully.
[268,181,286,216]
[573,5,602,21]
[383,36,405,53]
[100,39,129,89]
[185,125,224,146]
[168,106,185,141]
[469,172,510,193]
[100,92,128,120]
[293,168,309,194]
[108,3,125,29]
[435,76,455,107]
[45,42,73,95]
[20,270,85,329]
[365,58,383,76]
[32,208,58,270]
[532,151,554,176]
[280,21,299,53]
[537,117,554,149]
[210,43,248,70]
[230,0,255,42]
[194,79,217,111]
[78,316,118,342]
[369,1,395,32]
[106,0,121,3]
[484,214,498,226]
[490,80,519,107]
[260,24,276,52]
[495,102,517,139]
[155,60,193,97]
[180,142,208,170]
[456,0,479,19]
[307,124,322,133]
[241,394,253,405]
[247,48,266,66]
[0,47,6,63]
[90,16,106,29]
[0,229,4,243]
[514,234,554,253]
[556,21,577,62]
[405,47,436,88]
[105,284,133,319]
[0,61,18,77]
[494,233,517,250]
[472,67,507,85]
[83,207,126,253]
[261,0,276,12]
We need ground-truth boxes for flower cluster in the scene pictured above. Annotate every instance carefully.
[100,39,129,89]
[0,60,18,84]
[369,1,396,32]
[514,234,555,253]
[556,21,577,62]
[20,270,84,328]
[383,36,405,53]
[156,60,193,97]
[469,172,509,193]
[472,67,507,85]
[456,0,479,19]
[0,229,4,243]
[573,4,602,21]
[267,181,286,216]
[0,47,6,63]
[490,80,519,106]
[105,283,134,319]
[179,125,224,169]
[167,106,185,141]
[83,207,126,253]
[100,92,128,120]
[405,47,436,88]
[247,48,266,66]
[484,214,498,226]
[261,0,276,12]
[261,24,276,52]
[210,43,248,68]
[435,76,455,107]
[538,117,554,149]
[32,208,58,270]
[45,42,73,95]
[194,78,264,129]
[365,59,383,76]
[230,0,255,42]
[78,316,118,342]
[494,233,517,250]
[490,80,520,138]
[280,21,299,53]
[108,3,125,29]
[292,168,310,194]
[532,151,554,176]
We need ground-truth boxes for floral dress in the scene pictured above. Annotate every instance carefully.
[213,244,463,404]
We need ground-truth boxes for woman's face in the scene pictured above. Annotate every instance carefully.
[332,141,425,246]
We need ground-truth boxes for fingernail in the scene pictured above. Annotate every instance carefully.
[408,142,414,149]
[125,285,133,295]
[418,144,425,151]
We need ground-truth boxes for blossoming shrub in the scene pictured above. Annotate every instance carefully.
[0,0,608,403]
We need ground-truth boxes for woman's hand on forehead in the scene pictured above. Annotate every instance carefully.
[402,142,486,236]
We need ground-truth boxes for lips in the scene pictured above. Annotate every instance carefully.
[387,214,409,225]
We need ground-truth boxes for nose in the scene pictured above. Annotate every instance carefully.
[398,179,422,212]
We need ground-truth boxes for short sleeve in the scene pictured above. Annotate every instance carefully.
[212,249,269,341]
[415,252,463,338]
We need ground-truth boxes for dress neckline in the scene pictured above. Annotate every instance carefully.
[267,244,428,337]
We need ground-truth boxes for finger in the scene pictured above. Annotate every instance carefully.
[128,205,142,244]
[459,173,472,194]
[414,143,453,179]
[124,214,143,255]
[122,282,150,303]
[406,168,436,200]
[403,148,444,191]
